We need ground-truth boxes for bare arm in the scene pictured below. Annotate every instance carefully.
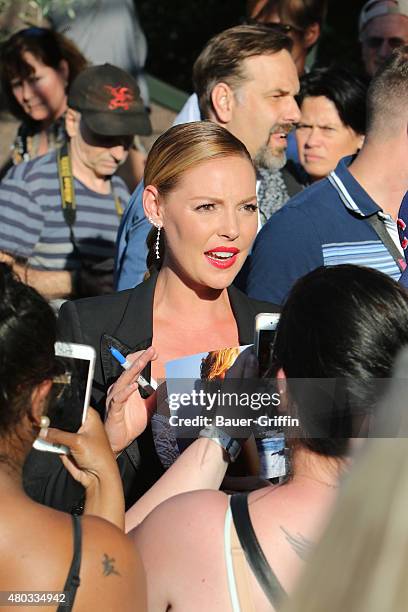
[46,409,125,530]
[78,516,147,612]
[125,436,229,531]
[0,252,72,299]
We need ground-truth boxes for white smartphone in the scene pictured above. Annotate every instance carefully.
[33,342,96,454]
[254,313,281,376]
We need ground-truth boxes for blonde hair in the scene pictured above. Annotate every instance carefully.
[144,121,254,273]
[283,437,408,612]
[200,347,240,381]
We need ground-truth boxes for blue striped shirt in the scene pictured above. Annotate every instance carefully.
[0,151,129,270]
[246,157,406,304]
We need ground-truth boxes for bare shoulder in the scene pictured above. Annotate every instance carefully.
[75,515,146,612]
[130,489,229,566]
[129,491,229,610]
[131,489,228,542]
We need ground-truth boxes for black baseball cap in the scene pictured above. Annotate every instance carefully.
[68,63,152,137]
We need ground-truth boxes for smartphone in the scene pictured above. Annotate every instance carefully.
[254,313,281,376]
[33,342,96,454]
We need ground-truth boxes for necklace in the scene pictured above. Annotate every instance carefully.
[294,474,339,489]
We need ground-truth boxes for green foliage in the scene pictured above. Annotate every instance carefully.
[0,0,76,29]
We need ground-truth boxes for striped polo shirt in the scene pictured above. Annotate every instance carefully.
[0,150,129,270]
[246,156,407,305]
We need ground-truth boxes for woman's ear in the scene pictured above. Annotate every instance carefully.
[357,133,365,150]
[143,185,162,225]
[58,59,69,86]
[30,379,53,426]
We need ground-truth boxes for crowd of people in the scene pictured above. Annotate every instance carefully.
[1,0,408,610]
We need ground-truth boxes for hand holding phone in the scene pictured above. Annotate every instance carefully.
[33,342,96,454]
[44,407,118,488]
[254,313,280,377]
[44,407,125,528]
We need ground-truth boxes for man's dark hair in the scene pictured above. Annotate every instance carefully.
[366,45,408,135]
[193,24,292,120]
[297,66,368,135]
[269,265,408,457]
[247,0,328,30]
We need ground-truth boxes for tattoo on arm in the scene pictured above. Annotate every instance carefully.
[280,526,313,561]
[102,553,121,576]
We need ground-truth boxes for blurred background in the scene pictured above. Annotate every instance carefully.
[0,0,369,160]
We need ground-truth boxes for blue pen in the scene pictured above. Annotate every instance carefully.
[109,346,157,395]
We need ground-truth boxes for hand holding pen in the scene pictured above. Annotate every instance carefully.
[105,346,158,453]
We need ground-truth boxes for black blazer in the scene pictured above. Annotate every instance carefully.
[23,273,279,512]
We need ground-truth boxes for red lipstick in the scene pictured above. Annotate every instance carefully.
[204,246,239,270]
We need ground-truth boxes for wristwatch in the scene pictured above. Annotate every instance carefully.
[199,425,242,463]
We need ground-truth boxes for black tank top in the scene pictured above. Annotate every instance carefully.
[57,515,82,612]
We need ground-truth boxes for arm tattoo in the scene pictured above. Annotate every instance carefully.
[102,553,121,576]
[280,526,313,561]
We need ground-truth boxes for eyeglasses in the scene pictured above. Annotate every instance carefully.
[362,36,407,50]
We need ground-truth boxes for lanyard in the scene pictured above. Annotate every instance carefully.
[328,172,405,274]
[57,142,124,230]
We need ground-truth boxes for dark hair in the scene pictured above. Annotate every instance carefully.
[0,27,87,121]
[0,264,57,436]
[270,265,408,457]
[144,121,254,274]
[297,66,368,135]
[193,24,292,120]
[366,45,408,135]
[246,0,328,30]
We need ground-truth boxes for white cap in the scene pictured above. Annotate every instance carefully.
[359,0,408,33]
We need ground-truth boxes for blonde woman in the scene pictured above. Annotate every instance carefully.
[29,121,277,513]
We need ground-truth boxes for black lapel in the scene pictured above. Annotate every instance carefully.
[228,284,259,345]
[100,272,158,390]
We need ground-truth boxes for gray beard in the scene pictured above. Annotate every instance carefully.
[254,144,287,171]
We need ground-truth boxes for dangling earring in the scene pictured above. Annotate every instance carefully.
[155,225,161,260]
[148,217,162,260]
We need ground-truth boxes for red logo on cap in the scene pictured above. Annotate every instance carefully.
[104,86,134,110]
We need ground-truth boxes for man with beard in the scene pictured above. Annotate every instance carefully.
[246,46,408,305]
[115,24,301,290]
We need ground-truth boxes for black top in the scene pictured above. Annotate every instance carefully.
[23,273,279,511]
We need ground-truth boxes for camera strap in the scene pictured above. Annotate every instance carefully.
[365,213,406,273]
[57,142,124,254]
